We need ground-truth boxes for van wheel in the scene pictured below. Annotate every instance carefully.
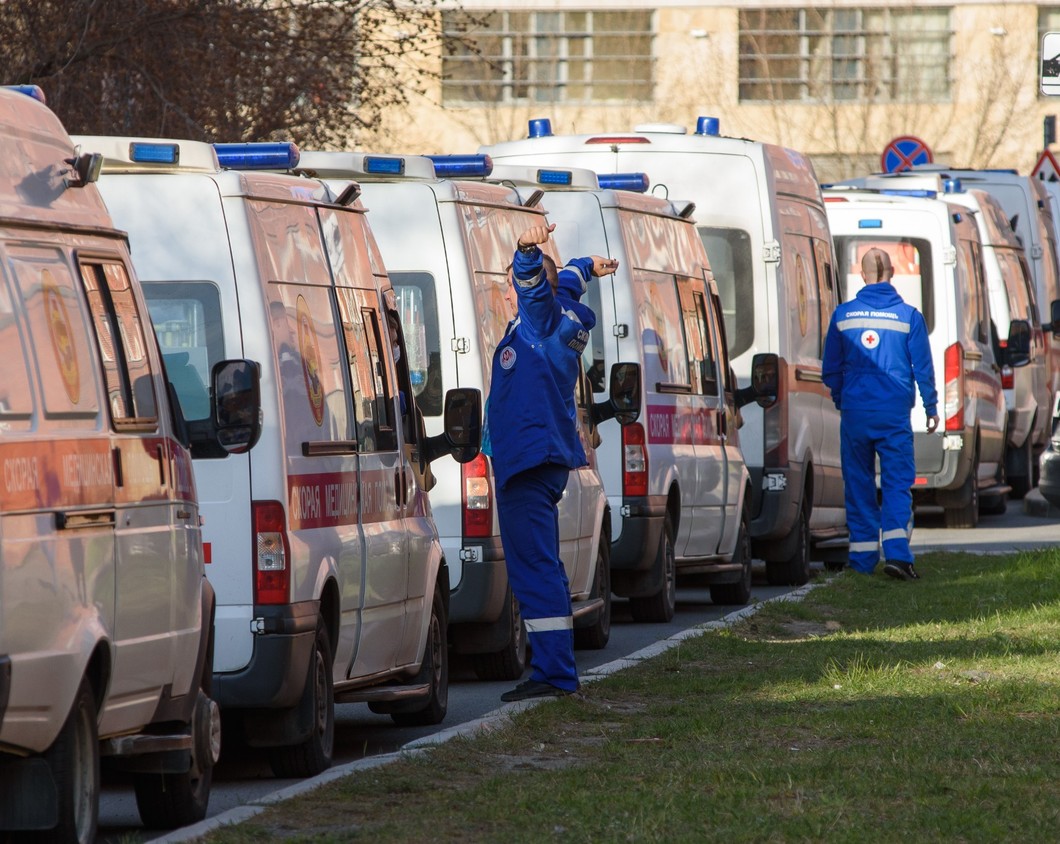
[134,690,217,828]
[574,533,612,650]
[944,460,980,529]
[268,620,334,778]
[710,507,753,606]
[629,513,676,623]
[43,676,99,844]
[390,586,449,727]
[471,589,527,681]
[766,498,811,586]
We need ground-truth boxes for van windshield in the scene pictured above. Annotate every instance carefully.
[832,237,935,333]
[143,281,224,422]
[698,227,754,358]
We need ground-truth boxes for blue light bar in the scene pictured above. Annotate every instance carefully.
[858,219,883,229]
[427,154,493,178]
[528,118,553,138]
[538,169,573,186]
[129,142,180,165]
[598,172,650,193]
[364,156,404,175]
[943,178,963,194]
[880,188,937,199]
[214,142,299,170]
[3,84,46,104]
[695,116,720,136]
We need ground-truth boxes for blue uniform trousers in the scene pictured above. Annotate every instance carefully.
[841,409,916,573]
[495,463,579,691]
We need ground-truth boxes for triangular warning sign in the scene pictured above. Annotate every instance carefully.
[1032,148,1060,182]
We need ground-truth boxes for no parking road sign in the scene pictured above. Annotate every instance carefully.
[881,136,933,173]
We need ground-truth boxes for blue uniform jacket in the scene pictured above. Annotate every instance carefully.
[486,250,596,490]
[822,281,938,418]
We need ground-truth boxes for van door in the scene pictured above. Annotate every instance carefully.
[80,257,199,727]
[677,278,726,558]
[812,234,843,514]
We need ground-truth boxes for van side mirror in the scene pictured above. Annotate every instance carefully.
[1050,299,1060,336]
[736,352,779,408]
[608,362,641,426]
[1006,319,1032,367]
[424,387,481,464]
[212,359,262,454]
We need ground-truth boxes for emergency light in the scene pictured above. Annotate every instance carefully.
[537,169,573,186]
[3,84,46,103]
[129,142,179,165]
[214,142,299,170]
[528,118,553,138]
[858,219,883,229]
[428,154,493,178]
[598,172,650,193]
[880,188,937,199]
[695,116,720,136]
[364,156,405,175]
[943,178,963,194]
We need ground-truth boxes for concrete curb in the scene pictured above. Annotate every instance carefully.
[150,580,824,843]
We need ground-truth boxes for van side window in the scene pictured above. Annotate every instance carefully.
[362,307,398,451]
[6,249,98,426]
[966,241,989,344]
[142,282,224,423]
[788,247,821,365]
[391,272,443,417]
[677,281,717,396]
[636,274,690,392]
[707,291,734,395]
[813,237,838,355]
[698,227,754,358]
[0,264,32,424]
[336,287,397,452]
[80,260,158,429]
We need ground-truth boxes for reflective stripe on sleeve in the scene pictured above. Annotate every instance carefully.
[524,615,574,633]
[836,317,910,333]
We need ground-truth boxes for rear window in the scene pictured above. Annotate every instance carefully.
[698,227,754,357]
[832,237,935,333]
[143,281,224,422]
[390,272,443,417]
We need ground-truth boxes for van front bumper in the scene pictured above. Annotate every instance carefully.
[213,601,317,710]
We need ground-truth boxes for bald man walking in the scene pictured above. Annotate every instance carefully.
[823,248,939,580]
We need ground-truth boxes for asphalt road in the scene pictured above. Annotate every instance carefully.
[96,496,1059,843]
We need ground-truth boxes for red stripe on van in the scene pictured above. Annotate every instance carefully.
[287,467,399,530]
[0,439,113,511]
[644,405,722,446]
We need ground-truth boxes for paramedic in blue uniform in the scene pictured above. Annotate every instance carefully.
[822,247,939,581]
[488,223,618,701]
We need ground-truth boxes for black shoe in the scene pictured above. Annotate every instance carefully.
[501,679,577,702]
[884,561,919,581]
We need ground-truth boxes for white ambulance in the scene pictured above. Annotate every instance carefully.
[0,88,255,839]
[448,160,778,620]
[481,117,848,585]
[823,185,1015,528]
[75,137,479,779]
[280,151,629,677]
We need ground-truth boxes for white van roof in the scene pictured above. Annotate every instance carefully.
[0,88,114,230]
[295,151,437,181]
[75,135,220,173]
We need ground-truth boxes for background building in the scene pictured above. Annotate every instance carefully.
[362,1,1060,182]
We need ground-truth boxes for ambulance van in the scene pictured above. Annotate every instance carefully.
[481,118,848,585]
[823,185,1016,528]
[279,151,631,676]
[74,136,480,778]
[0,88,255,838]
[446,159,778,621]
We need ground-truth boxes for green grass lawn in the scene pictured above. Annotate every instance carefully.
[201,551,1060,843]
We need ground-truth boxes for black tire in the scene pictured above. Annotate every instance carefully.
[629,513,676,623]
[710,507,753,606]
[134,690,217,829]
[1008,440,1033,500]
[267,620,334,778]
[391,587,449,727]
[944,460,980,529]
[574,532,612,650]
[41,677,99,844]
[766,497,811,586]
[470,588,527,681]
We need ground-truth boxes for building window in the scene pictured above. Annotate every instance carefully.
[739,8,952,103]
[442,10,654,105]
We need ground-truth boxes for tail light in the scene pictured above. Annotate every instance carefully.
[462,452,493,538]
[944,342,965,432]
[998,339,1014,389]
[253,500,290,605]
[623,422,648,496]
